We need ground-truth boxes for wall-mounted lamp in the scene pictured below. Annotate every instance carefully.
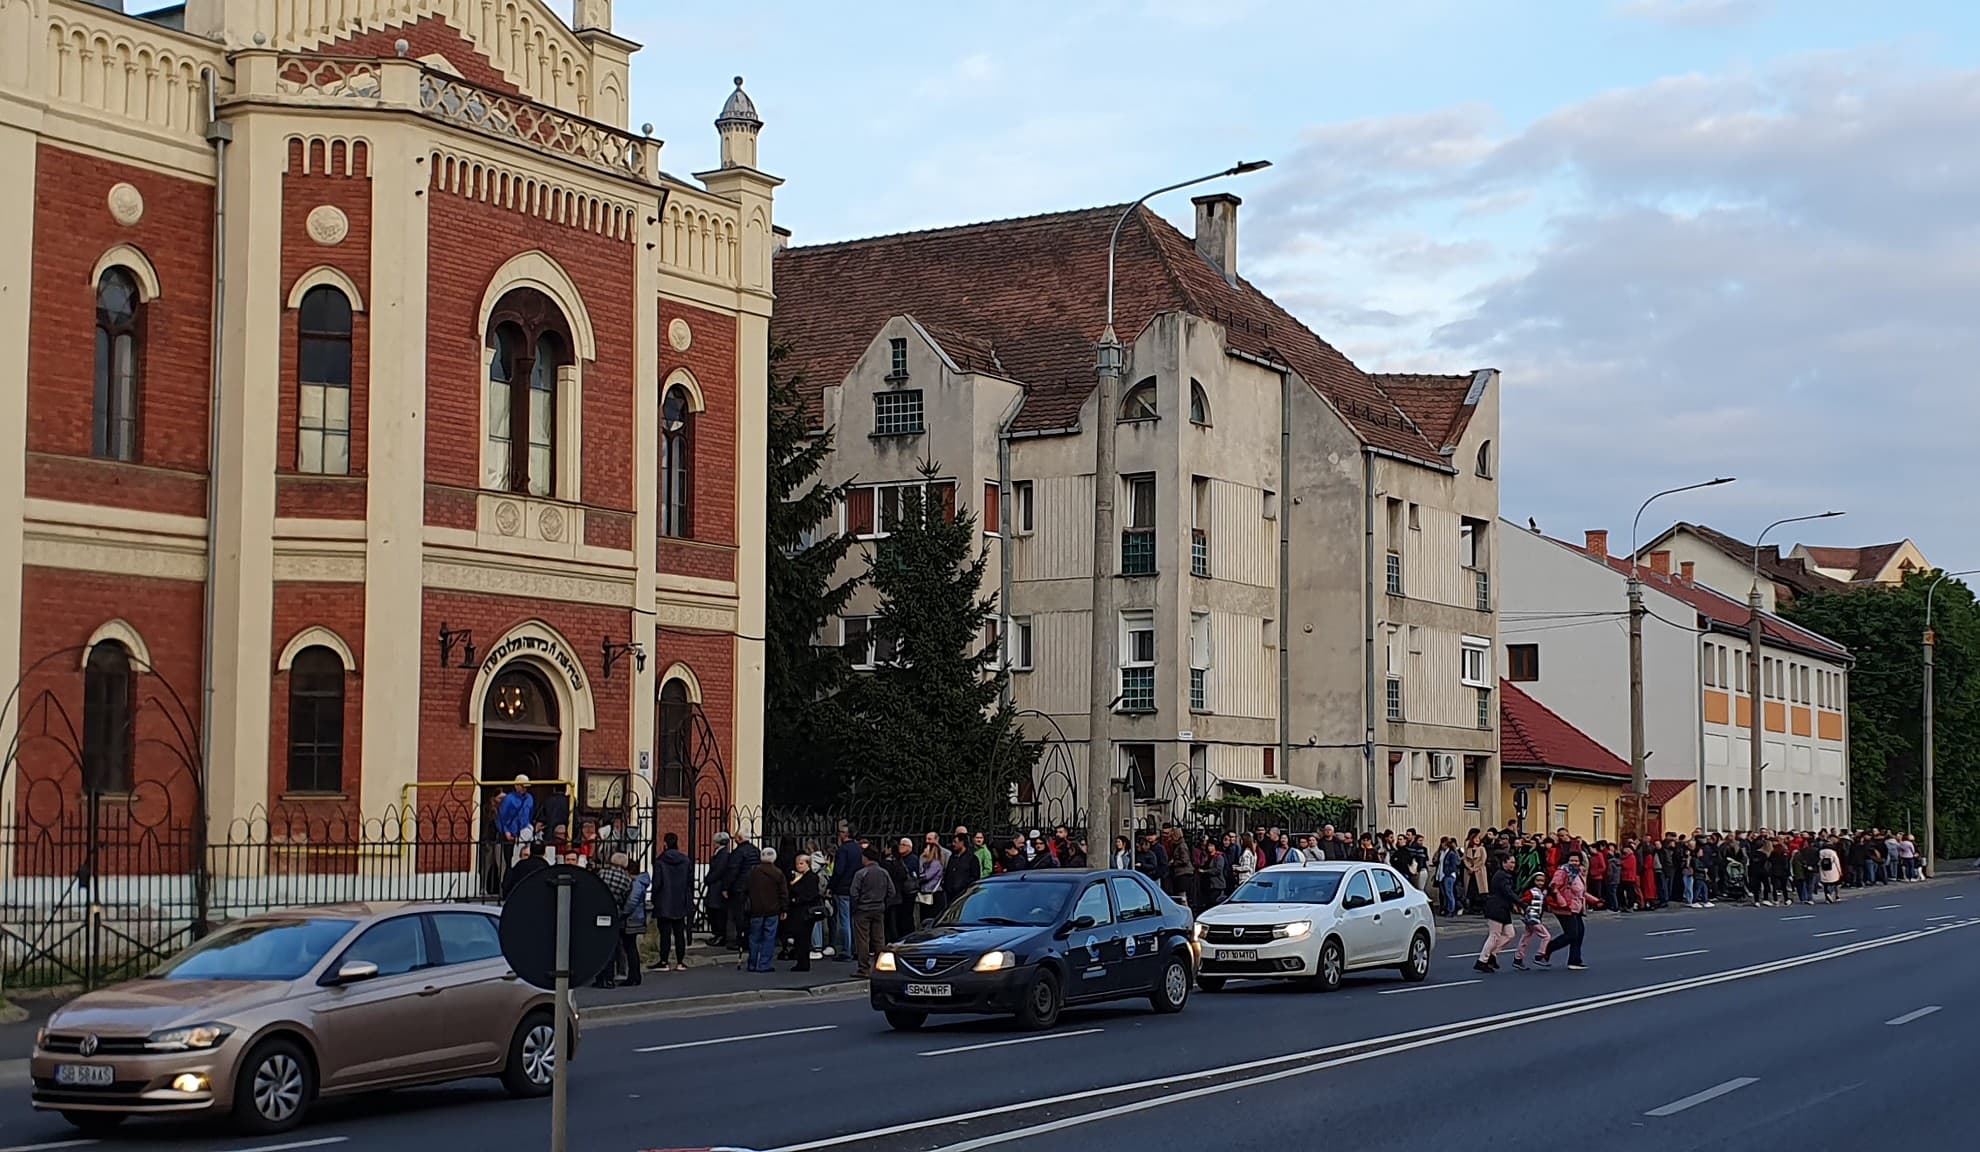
[437,623,477,669]
[602,636,646,679]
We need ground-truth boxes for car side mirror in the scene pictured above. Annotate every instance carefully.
[1070,915,1097,932]
[325,960,378,987]
[1342,894,1369,910]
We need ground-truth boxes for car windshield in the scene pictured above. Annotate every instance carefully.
[938,881,1071,928]
[1228,871,1345,905]
[151,918,359,981]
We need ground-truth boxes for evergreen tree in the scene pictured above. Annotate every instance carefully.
[762,342,861,807]
[836,462,1035,818]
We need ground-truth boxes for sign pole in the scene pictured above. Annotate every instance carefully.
[551,876,571,1152]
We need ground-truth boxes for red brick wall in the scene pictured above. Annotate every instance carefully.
[659,299,739,552]
[424,178,636,512]
[275,138,372,518]
[658,539,736,583]
[25,454,206,518]
[585,510,632,551]
[652,627,735,799]
[12,569,205,858]
[27,145,213,511]
[424,484,477,529]
[267,584,368,807]
[324,17,521,98]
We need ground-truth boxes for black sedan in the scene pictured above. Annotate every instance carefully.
[870,869,1196,1031]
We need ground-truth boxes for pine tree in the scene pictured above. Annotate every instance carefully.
[836,462,1036,818]
[762,341,862,807]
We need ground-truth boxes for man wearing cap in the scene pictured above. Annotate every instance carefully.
[705,831,734,947]
[497,776,535,866]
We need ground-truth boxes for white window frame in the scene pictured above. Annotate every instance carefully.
[1460,636,1492,689]
[1008,616,1034,672]
[1386,675,1404,722]
[873,388,925,436]
[1189,612,1212,713]
[841,614,895,671]
[1013,479,1034,535]
[845,478,948,540]
[1118,610,1156,712]
[887,336,909,378]
[1389,754,1409,807]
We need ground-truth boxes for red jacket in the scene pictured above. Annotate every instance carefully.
[1589,851,1609,883]
[1619,853,1639,884]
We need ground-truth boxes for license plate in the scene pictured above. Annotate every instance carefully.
[904,983,951,997]
[1218,949,1257,962]
[55,1064,115,1087]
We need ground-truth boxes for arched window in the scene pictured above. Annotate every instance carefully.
[297,286,353,475]
[286,646,345,794]
[94,267,142,461]
[82,640,134,794]
[1476,439,1494,479]
[661,384,694,538]
[1119,377,1158,422]
[656,678,692,798]
[1189,379,1211,425]
[484,665,559,733]
[484,289,570,497]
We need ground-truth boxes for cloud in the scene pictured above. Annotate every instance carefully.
[1615,0,1772,28]
[1251,52,1980,570]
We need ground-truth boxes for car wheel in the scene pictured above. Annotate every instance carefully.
[1311,938,1344,993]
[884,1010,927,1031]
[501,1009,558,1099]
[1015,969,1062,1030]
[1399,931,1431,982]
[1151,953,1190,1014]
[233,1036,313,1135]
[60,1111,126,1136]
[1197,975,1227,993]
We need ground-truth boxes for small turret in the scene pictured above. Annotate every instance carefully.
[716,76,762,170]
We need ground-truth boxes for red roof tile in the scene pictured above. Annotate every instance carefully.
[1802,542,1908,582]
[1500,681,1631,779]
[1645,523,1848,602]
[1370,372,1482,451]
[771,205,1469,467]
[1646,779,1694,807]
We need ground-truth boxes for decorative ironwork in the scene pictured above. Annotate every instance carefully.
[277,57,382,100]
[418,71,648,181]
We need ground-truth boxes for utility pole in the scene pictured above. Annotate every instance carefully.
[1084,162,1269,851]
[1746,511,1843,833]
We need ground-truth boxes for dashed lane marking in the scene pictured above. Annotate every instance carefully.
[918,1028,1103,1057]
[1643,949,1710,960]
[1887,1006,1941,1026]
[636,1024,838,1053]
[1378,979,1481,995]
[1812,929,1858,938]
[1645,928,1695,937]
[1645,1077,1758,1117]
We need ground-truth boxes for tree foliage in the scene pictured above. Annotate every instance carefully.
[1785,572,1980,856]
[761,341,862,807]
[1199,793,1359,832]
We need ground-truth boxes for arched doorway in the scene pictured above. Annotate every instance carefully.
[480,664,563,826]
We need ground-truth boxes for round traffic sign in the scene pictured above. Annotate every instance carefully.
[499,863,621,989]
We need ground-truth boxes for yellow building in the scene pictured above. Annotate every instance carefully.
[1500,681,1693,842]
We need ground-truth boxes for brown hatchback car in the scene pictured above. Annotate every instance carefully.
[31,902,577,1136]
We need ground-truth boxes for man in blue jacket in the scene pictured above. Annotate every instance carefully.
[829,822,865,961]
[496,776,535,864]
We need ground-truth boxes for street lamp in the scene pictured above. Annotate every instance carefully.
[1743,511,1844,835]
[1087,160,1270,851]
[1923,567,1979,875]
[1625,478,1735,816]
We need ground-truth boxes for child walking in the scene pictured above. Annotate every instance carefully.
[1512,871,1552,971]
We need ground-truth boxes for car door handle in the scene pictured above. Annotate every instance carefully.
[1371,914,1382,922]
[417,985,442,997]
[501,971,520,981]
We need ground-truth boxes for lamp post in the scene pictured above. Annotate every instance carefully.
[1923,567,1979,875]
[1087,161,1269,851]
[1744,511,1844,834]
[1626,479,1734,822]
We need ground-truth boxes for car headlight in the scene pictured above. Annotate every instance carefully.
[145,1023,234,1052]
[973,950,1017,973]
[876,951,897,973]
[34,1028,46,1050]
[1191,922,1206,942]
[1275,920,1313,940]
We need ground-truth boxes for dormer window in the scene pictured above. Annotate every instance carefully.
[1119,377,1157,422]
[888,337,908,379]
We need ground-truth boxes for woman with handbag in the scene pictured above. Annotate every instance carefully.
[786,853,823,972]
[1539,852,1594,970]
[917,839,946,926]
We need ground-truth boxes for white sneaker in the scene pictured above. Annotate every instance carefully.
[1703,901,1715,908]
[809,950,824,960]
[1761,900,1774,907]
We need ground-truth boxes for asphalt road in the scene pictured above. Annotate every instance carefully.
[3,874,1975,1152]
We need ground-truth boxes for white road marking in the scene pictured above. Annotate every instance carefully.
[1645,1076,1759,1117]
[1644,928,1695,937]
[918,1028,1103,1057]
[1779,914,1814,921]
[1378,979,1480,995]
[763,921,1976,1152]
[229,1140,350,1152]
[1643,949,1710,960]
[1947,895,1966,901]
[1876,904,1902,910]
[0,1140,101,1152]
[1886,1005,1942,1026]
[1926,915,1958,922]
[635,1024,838,1053]
[1812,928,1857,938]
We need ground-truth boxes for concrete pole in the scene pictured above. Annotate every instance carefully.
[1629,575,1648,799]
[1922,625,1935,874]
[1748,588,1765,832]
[1085,331,1123,849]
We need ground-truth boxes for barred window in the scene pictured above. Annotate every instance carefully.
[874,389,924,435]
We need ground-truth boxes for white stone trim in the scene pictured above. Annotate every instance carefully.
[477,250,598,361]
[277,626,359,674]
[662,366,707,413]
[82,619,153,670]
[656,662,702,703]
[286,265,368,312]
[468,619,599,790]
[91,243,163,301]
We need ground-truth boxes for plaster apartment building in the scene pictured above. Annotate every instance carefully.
[1637,522,1847,613]
[774,196,1502,834]
[1790,540,1933,588]
[1500,525,1852,834]
[0,0,776,880]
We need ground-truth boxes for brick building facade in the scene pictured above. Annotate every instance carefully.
[0,0,775,878]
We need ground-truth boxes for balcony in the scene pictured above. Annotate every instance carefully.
[1121,530,1156,576]
[1119,667,1156,713]
[1191,529,1210,577]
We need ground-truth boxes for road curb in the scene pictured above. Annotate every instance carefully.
[584,980,866,1023]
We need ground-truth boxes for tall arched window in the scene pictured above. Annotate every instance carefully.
[484,289,570,497]
[287,646,346,793]
[94,267,142,461]
[83,640,135,794]
[1189,379,1211,425]
[297,286,353,475]
[1476,439,1494,479]
[656,678,692,798]
[661,384,694,538]
[1119,377,1158,422]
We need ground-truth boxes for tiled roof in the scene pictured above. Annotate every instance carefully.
[772,205,1469,467]
[1653,523,1849,599]
[1802,542,1907,582]
[1369,373,1480,452]
[1646,779,1694,807]
[1500,681,1631,779]
[1585,550,1852,661]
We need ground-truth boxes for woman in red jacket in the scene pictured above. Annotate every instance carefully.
[1618,846,1640,912]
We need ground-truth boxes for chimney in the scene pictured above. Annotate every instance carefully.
[1649,550,1672,576]
[1192,193,1241,284]
[1680,560,1696,582]
[1584,529,1608,558]
[772,225,792,254]
[572,0,612,32]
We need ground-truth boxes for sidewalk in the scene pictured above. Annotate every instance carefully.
[577,954,865,1021]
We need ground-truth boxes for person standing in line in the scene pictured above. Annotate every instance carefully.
[1463,831,1489,915]
[1818,839,1843,903]
[617,853,650,987]
[1617,841,1640,912]
[592,851,635,988]
[1539,851,1593,971]
[1110,835,1133,870]
[704,831,734,947]
[917,838,946,926]
[943,832,981,905]
[787,853,823,971]
[743,846,787,974]
[885,838,919,942]
[1511,871,1552,971]
[1475,856,1519,973]
[1435,837,1461,917]
[652,831,693,972]
[1235,833,1259,887]
[829,823,863,961]
[497,776,535,866]
[850,845,895,978]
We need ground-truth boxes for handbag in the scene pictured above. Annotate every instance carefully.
[915,891,935,906]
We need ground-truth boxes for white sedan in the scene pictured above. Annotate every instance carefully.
[1193,861,1436,992]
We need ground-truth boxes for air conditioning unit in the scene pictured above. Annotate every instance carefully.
[1429,753,1457,781]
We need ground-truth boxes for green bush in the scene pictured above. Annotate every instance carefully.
[1198,793,1358,830]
